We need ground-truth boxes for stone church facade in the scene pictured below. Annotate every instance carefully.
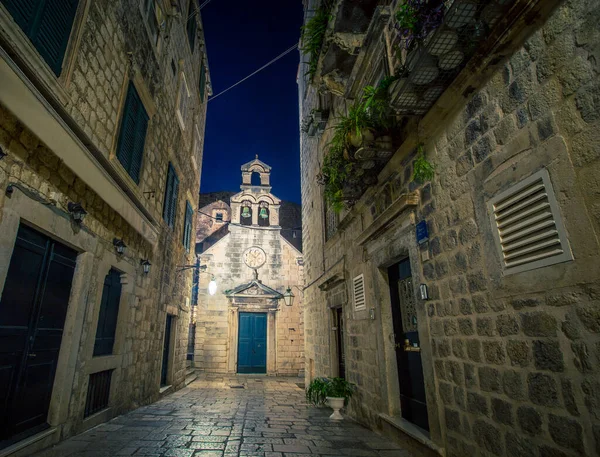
[299,1,599,457]
[193,157,304,376]
[0,0,209,455]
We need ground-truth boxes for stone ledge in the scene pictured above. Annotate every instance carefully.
[379,414,445,457]
[356,192,419,246]
[0,427,58,457]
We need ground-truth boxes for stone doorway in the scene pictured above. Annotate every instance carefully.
[388,258,429,431]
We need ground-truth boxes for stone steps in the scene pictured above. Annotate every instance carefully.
[185,367,197,386]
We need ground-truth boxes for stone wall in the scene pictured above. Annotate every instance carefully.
[300,0,600,456]
[196,224,304,376]
[0,0,209,452]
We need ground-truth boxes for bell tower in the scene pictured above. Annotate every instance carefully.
[230,156,281,228]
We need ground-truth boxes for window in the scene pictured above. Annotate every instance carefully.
[215,213,223,222]
[163,163,180,228]
[116,82,149,183]
[183,201,193,251]
[2,0,79,76]
[325,202,339,241]
[193,124,203,168]
[142,0,162,47]
[171,59,177,78]
[186,0,197,51]
[199,60,206,102]
[176,72,190,131]
[488,169,573,275]
[84,370,113,418]
[353,274,366,311]
[93,269,122,356]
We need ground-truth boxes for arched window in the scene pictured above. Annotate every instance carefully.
[251,172,261,186]
[240,200,252,226]
[258,202,269,227]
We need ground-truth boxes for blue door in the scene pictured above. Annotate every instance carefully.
[238,313,267,374]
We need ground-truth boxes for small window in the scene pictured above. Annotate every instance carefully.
[488,169,573,275]
[199,60,206,102]
[2,0,79,76]
[193,125,203,167]
[163,163,180,228]
[215,213,223,222]
[84,370,113,418]
[183,201,193,251]
[93,269,123,356]
[171,59,177,78]
[353,274,366,311]
[176,72,190,131]
[325,202,339,241]
[186,0,197,51]
[142,0,161,46]
[116,82,149,184]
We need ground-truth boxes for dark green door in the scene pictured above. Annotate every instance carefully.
[0,224,77,444]
[237,313,267,374]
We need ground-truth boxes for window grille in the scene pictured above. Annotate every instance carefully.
[325,203,338,241]
[353,274,366,311]
[84,370,112,418]
[488,169,572,275]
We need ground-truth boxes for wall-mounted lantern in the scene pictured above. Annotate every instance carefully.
[282,287,295,307]
[419,283,429,300]
[113,238,126,255]
[67,202,87,224]
[140,259,151,274]
[208,276,218,296]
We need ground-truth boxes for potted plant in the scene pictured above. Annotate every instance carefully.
[306,377,356,420]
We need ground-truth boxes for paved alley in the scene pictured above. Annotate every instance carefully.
[33,376,411,457]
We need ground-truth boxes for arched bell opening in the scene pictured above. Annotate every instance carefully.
[241,200,252,226]
[258,202,270,227]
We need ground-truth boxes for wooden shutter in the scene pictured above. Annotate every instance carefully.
[488,169,573,274]
[117,82,148,183]
[93,269,122,356]
[163,164,179,228]
[2,0,78,76]
[186,0,197,50]
[183,201,193,250]
[199,61,206,102]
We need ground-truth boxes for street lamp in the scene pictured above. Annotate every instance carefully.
[113,238,126,255]
[68,202,87,223]
[208,277,217,296]
[282,287,295,307]
[140,259,151,274]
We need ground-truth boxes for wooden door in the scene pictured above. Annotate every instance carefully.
[388,258,429,431]
[237,313,267,374]
[0,224,77,443]
[335,308,345,379]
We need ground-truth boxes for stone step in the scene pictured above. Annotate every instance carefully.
[185,368,197,386]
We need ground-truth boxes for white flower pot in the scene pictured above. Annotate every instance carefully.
[326,396,346,420]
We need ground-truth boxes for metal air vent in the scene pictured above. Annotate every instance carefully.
[488,169,573,275]
[353,274,366,310]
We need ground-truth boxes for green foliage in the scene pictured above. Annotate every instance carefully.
[306,377,356,406]
[413,144,435,182]
[395,2,419,32]
[321,77,398,211]
[300,6,330,79]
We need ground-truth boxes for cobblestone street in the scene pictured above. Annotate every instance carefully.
[34,376,410,457]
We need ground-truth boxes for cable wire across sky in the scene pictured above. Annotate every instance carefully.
[208,42,299,101]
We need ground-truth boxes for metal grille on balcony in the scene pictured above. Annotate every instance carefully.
[388,0,512,115]
[84,370,113,418]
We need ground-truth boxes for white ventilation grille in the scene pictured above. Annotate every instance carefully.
[353,274,366,310]
[488,169,572,275]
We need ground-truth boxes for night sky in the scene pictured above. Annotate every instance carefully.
[200,0,304,204]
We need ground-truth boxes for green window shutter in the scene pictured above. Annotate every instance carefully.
[116,82,148,184]
[2,0,78,76]
[183,201,193,250]
[186,0,197,51]
[170,172,180,228]
[199,62,206,102]
[163,164,174,225]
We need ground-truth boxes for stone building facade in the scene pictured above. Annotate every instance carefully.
[193,157,305,376]
[299,0,599,456]
[0,0,210,455]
